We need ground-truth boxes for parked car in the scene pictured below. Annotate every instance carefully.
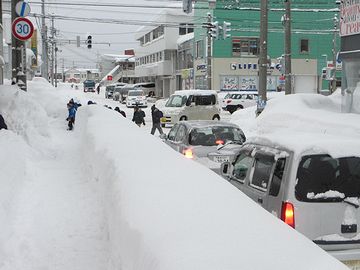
[105,84,116,99]
[126,89,148,108]
[163,120,246,173]
[222,92,258,114]
[83,80,96,92]
[220,135,360,268]
[161,90,221,127]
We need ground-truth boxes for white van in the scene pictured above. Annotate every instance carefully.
[161,90,221,127]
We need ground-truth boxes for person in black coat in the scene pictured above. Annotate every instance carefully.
[132,106,145,127]
[114,107,126,118]
[0,114,7,130]
[150,104,164,135]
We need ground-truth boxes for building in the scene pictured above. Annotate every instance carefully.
[339,0,360,113]
[134,7,193,97]
[99,52,136,86]
[176,32,194,90]
[194,0,340,93]
[64,68,100,83]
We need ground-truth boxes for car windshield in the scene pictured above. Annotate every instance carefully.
[128,91,144,96]
[295,154,360,202]
[165,95,187,107]
[106,85,115,91]
[189,126,245,146]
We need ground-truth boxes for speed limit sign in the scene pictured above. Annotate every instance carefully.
[12,17,34,41]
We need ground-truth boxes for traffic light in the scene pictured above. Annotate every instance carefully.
[87,35,92,49]
[223,21,231,39]
[183,0,192,14]
[210,21,219,39]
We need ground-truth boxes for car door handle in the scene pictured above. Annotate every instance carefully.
[257,197,263,204]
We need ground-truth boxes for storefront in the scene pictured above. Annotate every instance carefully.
[339,0,360,113]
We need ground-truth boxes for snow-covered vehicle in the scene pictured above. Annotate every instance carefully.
[221,135,360,268]
[221,92,258,114]
[126,90,148,108]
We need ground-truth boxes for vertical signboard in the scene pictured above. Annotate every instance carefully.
[31,29,37,67]
[340,0,360,37]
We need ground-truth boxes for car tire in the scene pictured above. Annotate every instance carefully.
[179,116,187,121]
[212,115,220,120]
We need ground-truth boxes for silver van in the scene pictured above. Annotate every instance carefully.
[161,90,221,127]
[221,136,360,268]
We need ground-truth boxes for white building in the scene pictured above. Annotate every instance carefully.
[134,8,193,98]
[64,68,100,83]
[99,53,136,86]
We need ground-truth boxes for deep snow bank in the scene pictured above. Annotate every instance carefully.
[78,105,348,270]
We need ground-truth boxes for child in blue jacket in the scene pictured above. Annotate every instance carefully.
[66,99,78,130]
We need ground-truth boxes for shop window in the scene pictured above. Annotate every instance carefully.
[300,39,309,54]
[232,38,259,57]
[195,40,204,59]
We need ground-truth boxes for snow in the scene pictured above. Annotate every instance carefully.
[177,32,194,45]
[231,91,360,158]
[307,190,345,200]
[0,79,349,269]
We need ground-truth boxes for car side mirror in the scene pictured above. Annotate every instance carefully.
[221,162,231,176]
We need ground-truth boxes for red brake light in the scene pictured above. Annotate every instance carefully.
[226,100,232,104]
[216,139,224,145]
[281,202,295,228]
[183,148,193,159]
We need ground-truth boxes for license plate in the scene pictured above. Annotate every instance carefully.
[213,156,230,163]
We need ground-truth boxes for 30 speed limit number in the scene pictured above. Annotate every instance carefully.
[12,17,34,41]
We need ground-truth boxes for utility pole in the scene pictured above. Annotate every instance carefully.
[331,14,338,93]
[50,15,55,86]
[207,13,212,90]
[55,47,58,87]
[258,0,268,106]
[11,0,27,90]
[41,0,48,80]
[284,0,292,95]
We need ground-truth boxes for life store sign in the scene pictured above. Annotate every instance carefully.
[340,0,360,37]
[230,63,258,70]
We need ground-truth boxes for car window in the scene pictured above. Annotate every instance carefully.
[175,125,187,142]
[166,95,186,107]
[232,152,253,182]
[269,158,286,197]
[249,153,275,191]
[295,155,360,202]
[193,95,216,105]
[168,124,179,141]
[189,126,244,146]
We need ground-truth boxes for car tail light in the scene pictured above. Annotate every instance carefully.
[281,202,295,228]
[226,100,232,104]
[216,139,224,145]
[183,148,193,159]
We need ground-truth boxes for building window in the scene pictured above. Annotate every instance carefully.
[139,37,144,46]
[179,23,187,35]
[164,50,172,60]
[232,37,259,57]
[153,25,164,39]
[145,33,151,43]
[195,40,204,59]
[300,39,309,54]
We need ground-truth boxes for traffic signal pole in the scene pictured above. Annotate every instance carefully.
[50,15,55,86]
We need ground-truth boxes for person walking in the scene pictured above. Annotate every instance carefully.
[150,104,164,135]
[96,84,100,94]
[66,99,78,130]
[114,106,126,118]
[132,106,145,127]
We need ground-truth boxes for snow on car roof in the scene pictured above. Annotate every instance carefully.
[174,89,218,96]
[232,92,360,158]
[183,120,240,129]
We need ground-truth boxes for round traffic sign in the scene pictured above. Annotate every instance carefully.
[12,17,34,41]
[15,1,31,17]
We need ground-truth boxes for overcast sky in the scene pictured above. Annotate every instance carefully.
[27,0,181,69]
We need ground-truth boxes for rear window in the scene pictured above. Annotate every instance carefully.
[189,126,245,146]
[295,155,360,202]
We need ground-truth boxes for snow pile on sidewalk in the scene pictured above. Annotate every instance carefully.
[0,81,349,270]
